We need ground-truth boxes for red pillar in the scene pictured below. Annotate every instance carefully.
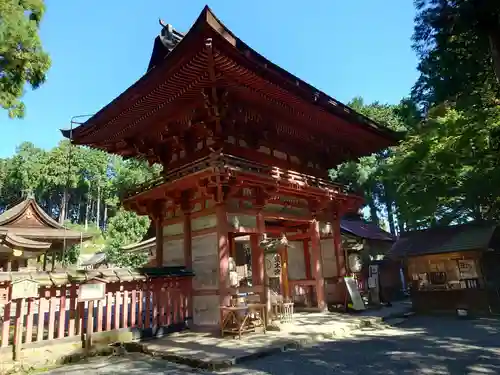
[333,214,346,277]
[310,220,326,310]
[155,213,164,267]
[251,212,265,284]
[303,238,311,279]
[183,209,193,319]
[250,234,264,286]
[183,210,192,269]
[216,204,230,306]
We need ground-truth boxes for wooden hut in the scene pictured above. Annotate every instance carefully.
[389,222,500,316]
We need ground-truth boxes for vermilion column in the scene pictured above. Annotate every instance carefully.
[183,208,193,319]
[250,234,264,286]
[281,246,290,300]
[155,213,164,267]
[251,211,265,286]
[183,210,192,269]
[309,220,326,310]
[216,204,230,306]
[332,214,346,277]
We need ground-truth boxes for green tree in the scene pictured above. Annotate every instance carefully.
[0,142,46,207]
[104,208,150,268]
[387,104,500,229]
[0,0,51,118]
[413,0,500,109]
[330,97,409,235]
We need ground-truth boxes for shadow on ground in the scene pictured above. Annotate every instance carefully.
[44,316,500,375]
[221,316,500,375]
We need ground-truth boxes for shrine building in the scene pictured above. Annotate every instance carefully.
[62,7,398,328]
[0,195,93,271]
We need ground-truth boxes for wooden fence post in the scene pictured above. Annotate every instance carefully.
[13,298,25,361]
[85,300,94,353]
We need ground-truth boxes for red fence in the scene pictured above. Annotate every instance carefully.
[0,277,191,349]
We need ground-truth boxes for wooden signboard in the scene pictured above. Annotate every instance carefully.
[368,264,380,305]
[11,278,39,300]
[458,259,478,279]
[344,276,366,311]
[78,279,106,302]
[77,279,106,353]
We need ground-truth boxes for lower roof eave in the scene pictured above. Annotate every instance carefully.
[4,233,51,250]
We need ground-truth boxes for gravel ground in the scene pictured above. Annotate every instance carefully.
[43,316,500,375]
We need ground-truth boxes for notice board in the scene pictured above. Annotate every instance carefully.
[344,276,366,311]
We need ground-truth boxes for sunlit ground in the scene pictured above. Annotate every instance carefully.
[44,316,500,375]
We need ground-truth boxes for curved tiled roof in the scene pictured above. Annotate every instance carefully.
[61,6,400,159]
[4,233,51,250]
[0,197,63,228]
[0,198,93,254]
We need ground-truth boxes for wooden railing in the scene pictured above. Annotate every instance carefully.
[0,277,191,350]
[123,152,354,200]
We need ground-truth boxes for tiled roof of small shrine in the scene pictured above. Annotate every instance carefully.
[0,267,194,287]
[0,197,93,249]
[341,219,394,241]
[388,221,498,258]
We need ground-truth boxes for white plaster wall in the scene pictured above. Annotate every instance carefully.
[193,295,220,326]
[163,238,185,266]
[320,238,338,278]
[287,241,306,280]
[192,232,219,290]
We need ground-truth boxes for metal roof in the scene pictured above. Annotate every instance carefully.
[388,222,498,258]
[341,219,394,241]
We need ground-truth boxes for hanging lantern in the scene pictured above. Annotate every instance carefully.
[348,253,363,273]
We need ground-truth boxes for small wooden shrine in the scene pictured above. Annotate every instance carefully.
[63,7,397,329]
[0,196,93,271]
[389,222,500,316]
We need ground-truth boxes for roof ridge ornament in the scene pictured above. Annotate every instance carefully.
[22,189,35,200]
[158,18,184,51]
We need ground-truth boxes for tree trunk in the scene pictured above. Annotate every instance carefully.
[85,198,90,231]
[368,198,379,226]
[65,193,71,223]
[488,29,500,83]
[396,212,405,236]
[59,191,67,224]
[385,201,396,236]
[76,202,81,224]
[103,205,108,230]
[96,184,101,229]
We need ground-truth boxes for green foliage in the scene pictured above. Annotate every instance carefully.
[412,0,500,109]
[388,104,500,228]
[0,142,160,268]
[331,1,500,235]
[104,209,150,268]
[0,0,51,118]
[330,97,412,234]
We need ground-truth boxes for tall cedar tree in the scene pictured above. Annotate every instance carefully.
[0,0,50,118]
[413,0,500,109]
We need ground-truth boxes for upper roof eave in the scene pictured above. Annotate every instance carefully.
[0,198,64,229]
[62,6,399,147]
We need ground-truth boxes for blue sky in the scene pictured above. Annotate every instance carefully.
[0,0,418,158]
